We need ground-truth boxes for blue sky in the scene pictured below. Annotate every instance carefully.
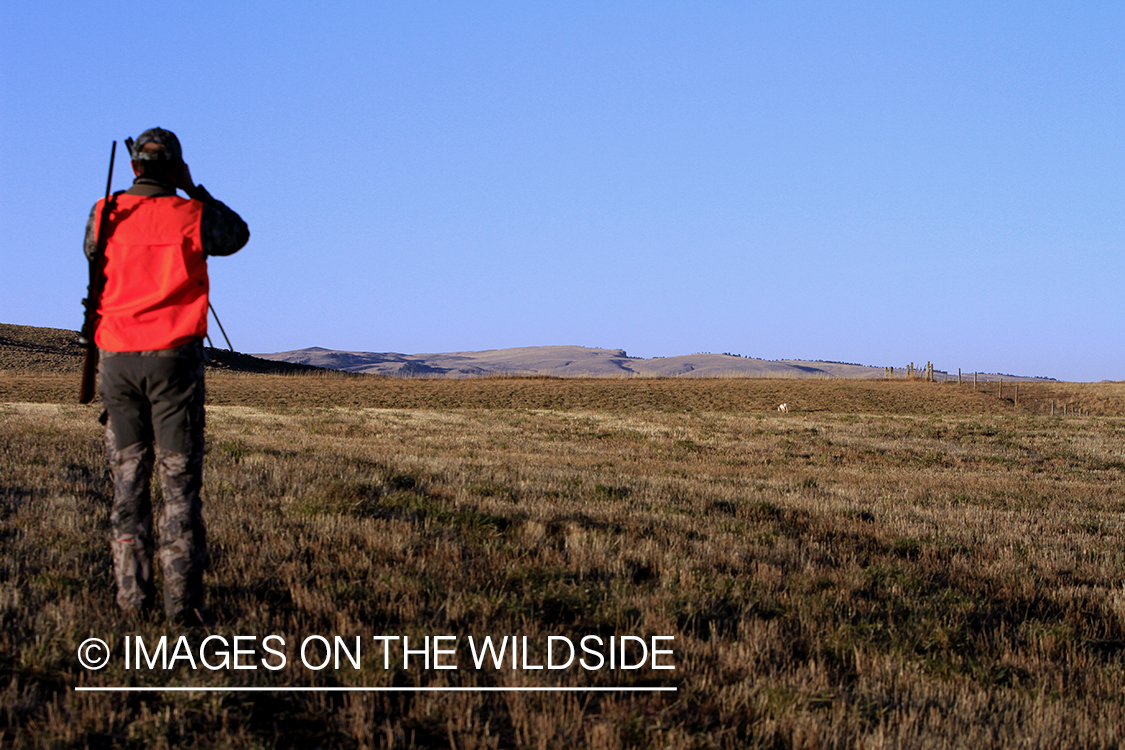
[2,2,1122,381]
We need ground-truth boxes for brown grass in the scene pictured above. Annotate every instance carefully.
[8,371,1125,415]
[3,374,1125,748]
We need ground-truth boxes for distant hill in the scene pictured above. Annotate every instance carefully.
[0,323,324,375]
[254,344,1054,381]
[1,324,1055,381]
[253,345,879,378]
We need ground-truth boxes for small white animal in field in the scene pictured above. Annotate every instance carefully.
[778,403,789,413]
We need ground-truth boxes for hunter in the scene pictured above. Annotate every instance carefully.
[84,127,249,623]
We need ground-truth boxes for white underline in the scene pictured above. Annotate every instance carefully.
[75,686,677,693]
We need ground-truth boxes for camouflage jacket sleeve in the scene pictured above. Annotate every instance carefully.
[83,204,98,260]
[83,185,249,260]
[188,184,250,257]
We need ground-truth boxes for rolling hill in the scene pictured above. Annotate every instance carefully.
[253,344,1051,381]
[0,323,1054,381]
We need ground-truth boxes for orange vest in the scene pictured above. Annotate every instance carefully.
[94,193,208,352]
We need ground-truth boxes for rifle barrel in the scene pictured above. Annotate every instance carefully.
[78,141,117,403]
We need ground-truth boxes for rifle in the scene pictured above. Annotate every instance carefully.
[78,141,118,404]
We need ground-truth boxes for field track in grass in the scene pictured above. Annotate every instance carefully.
[5,370,1125,416]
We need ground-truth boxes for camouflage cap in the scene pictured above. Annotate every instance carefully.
[131,127,183,162]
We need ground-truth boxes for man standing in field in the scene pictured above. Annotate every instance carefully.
[84,127,249,623]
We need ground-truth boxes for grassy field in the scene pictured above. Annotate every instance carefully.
[3,373,1125,748]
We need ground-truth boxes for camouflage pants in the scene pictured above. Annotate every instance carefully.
[98,346,207,618]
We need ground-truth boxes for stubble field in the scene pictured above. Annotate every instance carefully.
[3,372,1125,748]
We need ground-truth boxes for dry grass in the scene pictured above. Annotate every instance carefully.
[3,374,1125,748]
[9,372,1125,415]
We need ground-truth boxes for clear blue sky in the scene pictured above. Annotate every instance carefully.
[2,2,1122,381]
